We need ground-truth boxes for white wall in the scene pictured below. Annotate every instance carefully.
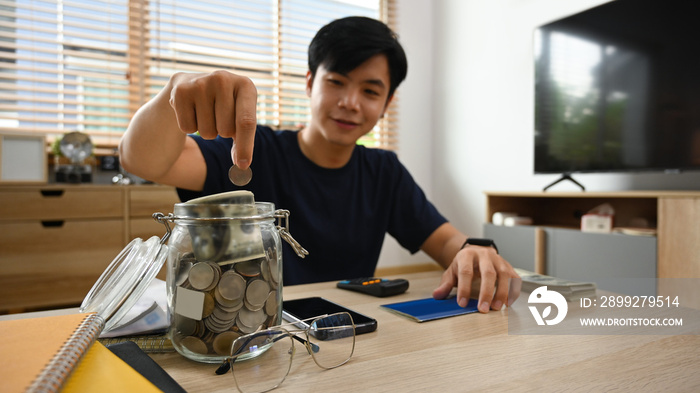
[376,0,437,268]
[377,0,700,269]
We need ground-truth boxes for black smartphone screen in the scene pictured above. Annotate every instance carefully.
[282,297,378,335]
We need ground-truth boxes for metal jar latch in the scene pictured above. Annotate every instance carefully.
[273,209,309,258]
[152,209,308,258]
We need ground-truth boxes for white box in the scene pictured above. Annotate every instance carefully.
[0,133,48,184]
[581,214,613,233]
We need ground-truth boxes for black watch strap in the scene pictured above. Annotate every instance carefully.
[461,237,499,254]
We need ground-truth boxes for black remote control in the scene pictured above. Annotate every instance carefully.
[337,277,409,297]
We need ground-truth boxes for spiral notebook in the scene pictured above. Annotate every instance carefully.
[0,312,161,393]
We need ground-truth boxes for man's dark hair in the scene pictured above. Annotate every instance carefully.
[308,16,408,99]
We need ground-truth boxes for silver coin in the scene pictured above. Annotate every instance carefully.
[191,320,205,337]
[238,307,266,329]
[245,279,270,308]
[176,254,196,285]
[260,258,270,282]
[212,306,238,323]
[180,336,208,355]
[188,262,216,291]
[244,298,264,312]
[264,291,278,316]
[205,315,235,333]
[203,316,223,332]
[236,315,256,334]
[228,164,252,186]
[214,290,244,311]
[217,271,246,301]
[213,331,242,356]
[205,262,222,292]
[266,248,280,286]
[200,331,216,345]
[202,292,216,318]
[234,259,261,278]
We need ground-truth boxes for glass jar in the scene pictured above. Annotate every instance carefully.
[157,201,307,363]
[81,192,307,365]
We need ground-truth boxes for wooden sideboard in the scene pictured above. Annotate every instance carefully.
[484,191,700,283]
[0,184,180,313]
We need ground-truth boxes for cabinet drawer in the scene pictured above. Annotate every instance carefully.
[484,223,657,295]
[0,187,123,220]
[484,223,536,271]
[548,228,657,295]
[130,217,168,241]
[0,219,124,310]
[129,187,180,217]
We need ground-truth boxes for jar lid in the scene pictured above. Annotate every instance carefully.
[80,236,168,332]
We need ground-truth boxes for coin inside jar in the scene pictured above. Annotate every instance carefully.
[188,262,220,291]
[213,331,242,355]
[180,336,208,355]
[217,271,246,301]
[245,279,270,309]
[188,263,216,290]
[234,259,261,278]
[228,164,252,186]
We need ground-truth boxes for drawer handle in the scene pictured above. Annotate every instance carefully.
[40,190,65,197]
[41,220,65,228]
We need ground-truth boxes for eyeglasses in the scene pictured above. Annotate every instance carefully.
[216,312,356,393]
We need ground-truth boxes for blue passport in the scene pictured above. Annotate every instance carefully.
[381,296,480,322]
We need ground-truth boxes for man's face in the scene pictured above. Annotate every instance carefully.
[305,54,393,147]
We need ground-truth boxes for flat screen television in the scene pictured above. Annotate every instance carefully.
[534,0,700,184]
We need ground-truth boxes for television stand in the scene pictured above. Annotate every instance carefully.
[543,173,585,192]
[483,190,700,293]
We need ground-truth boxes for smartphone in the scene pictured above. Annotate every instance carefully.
[282,297,378,336]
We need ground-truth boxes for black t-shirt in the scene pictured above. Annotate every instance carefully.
[178,125,447,285]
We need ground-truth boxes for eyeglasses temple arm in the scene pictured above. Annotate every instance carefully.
[215,360,231,375]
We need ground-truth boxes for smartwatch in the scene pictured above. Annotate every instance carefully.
[461,237,499,254]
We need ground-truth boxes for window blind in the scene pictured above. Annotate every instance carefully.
[0,0,130,150]
[0,0,397,152]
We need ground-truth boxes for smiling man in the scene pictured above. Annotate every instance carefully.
[119,16,520,312]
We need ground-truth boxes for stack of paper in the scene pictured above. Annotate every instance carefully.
[100,278,168,338]
[515,268,596,301]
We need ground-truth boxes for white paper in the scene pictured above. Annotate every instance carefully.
[99,278,170,338]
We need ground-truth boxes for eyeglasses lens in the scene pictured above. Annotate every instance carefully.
[308,313,355,369]
[230,330,294,393]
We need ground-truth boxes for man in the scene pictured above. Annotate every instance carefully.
[120,16,520,312]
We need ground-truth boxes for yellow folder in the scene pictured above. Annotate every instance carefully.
[0,312,161,393]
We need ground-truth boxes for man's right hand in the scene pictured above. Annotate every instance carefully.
[168,71,258,170]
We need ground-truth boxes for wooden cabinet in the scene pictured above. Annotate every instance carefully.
[0,187,123,220]
[128,187,181,243]
[484,191,700,294]
[0,184,180,312]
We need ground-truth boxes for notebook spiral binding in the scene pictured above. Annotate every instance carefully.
[27,313,105,393]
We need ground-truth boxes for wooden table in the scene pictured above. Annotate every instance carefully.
[150,271,700,392]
